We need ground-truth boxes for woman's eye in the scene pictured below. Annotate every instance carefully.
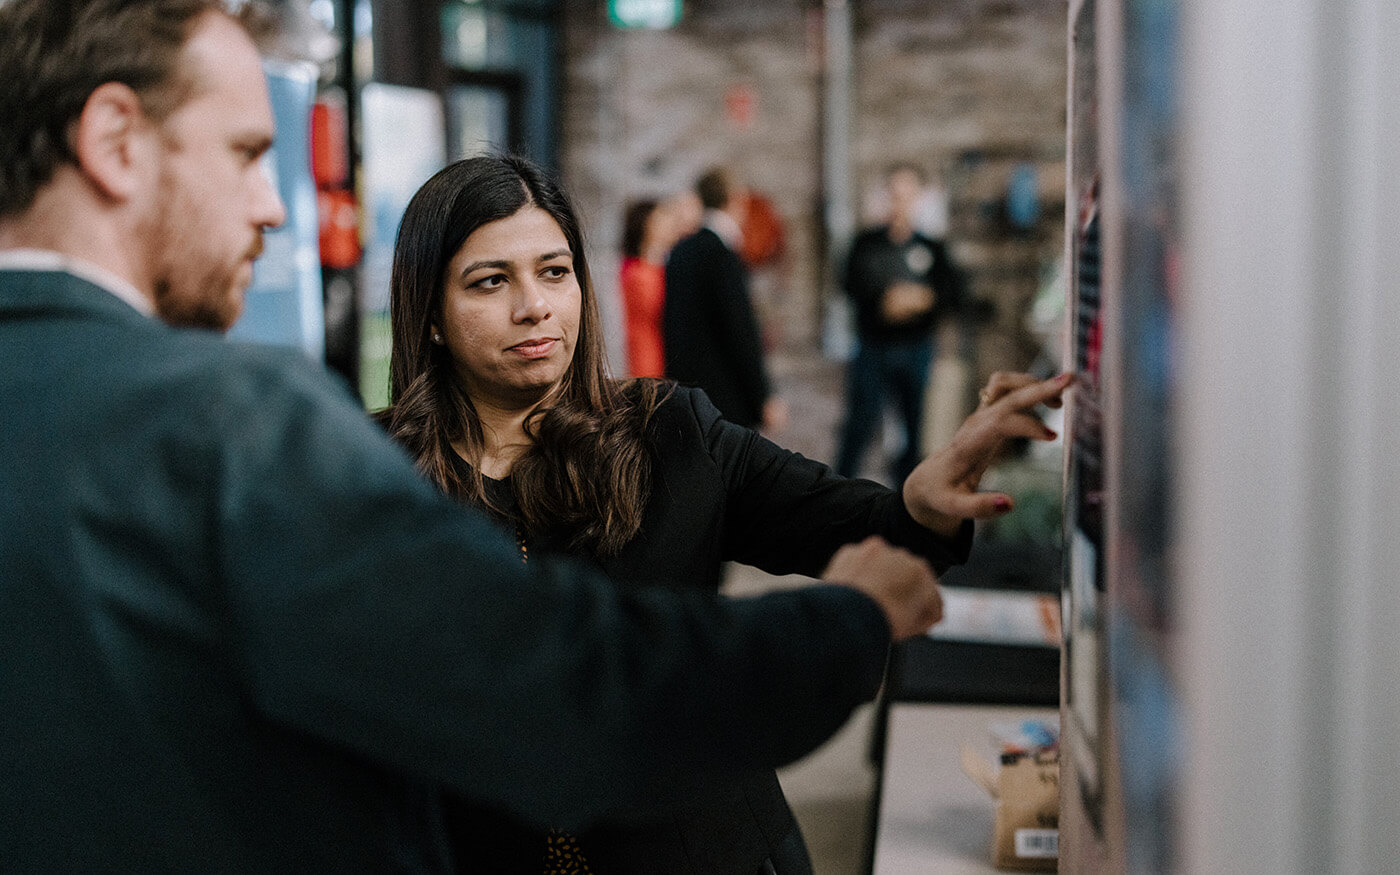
[471,274,506,290]
[543,265,572,280]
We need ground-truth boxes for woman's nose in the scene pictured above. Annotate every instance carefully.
[514,283,551,323]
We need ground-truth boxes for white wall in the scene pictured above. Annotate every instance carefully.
[1177,0,1400,870]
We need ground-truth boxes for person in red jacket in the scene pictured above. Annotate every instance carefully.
[618,197,682,377]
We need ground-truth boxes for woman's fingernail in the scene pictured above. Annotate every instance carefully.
[1043,427,1058,439]
[1059,372,1075,385]
[993,497,1012,512]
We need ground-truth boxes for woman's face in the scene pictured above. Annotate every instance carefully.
[436,205,582,409]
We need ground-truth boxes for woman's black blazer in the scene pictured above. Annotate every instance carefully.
[445,385,971,874]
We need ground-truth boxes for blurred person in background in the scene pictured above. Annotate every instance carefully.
[666,186,704,238]
[836,163,969,484]
[663,165,788,432]
[0,3,963,870]
[376,153,1074,874]
[618,197,681,377]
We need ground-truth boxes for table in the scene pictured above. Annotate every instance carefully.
[869,702,1059,875]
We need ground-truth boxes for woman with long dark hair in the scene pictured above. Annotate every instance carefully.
[377,154,1071,874]
[379,155,663,557]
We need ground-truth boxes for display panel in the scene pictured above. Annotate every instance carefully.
[1063,0,1107,837]
[1061,0,1181,869]
[1113,0,1181,868]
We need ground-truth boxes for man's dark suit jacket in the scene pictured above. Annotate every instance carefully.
[0,269,893,872]
[663,227,771,428]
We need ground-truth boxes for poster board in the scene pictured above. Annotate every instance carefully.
[1060,0,1181,870]
[1110,0,1181,869]
[1062,0,1110,856]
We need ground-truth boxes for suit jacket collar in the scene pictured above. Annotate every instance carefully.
[702,209,743,251]
[0,250,154,317]
[0,268,154,327]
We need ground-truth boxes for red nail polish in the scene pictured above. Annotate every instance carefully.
[993,497,1012,512]
[1043,427,1058,439]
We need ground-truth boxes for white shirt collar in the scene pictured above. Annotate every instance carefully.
[703,209,743,251]
[0,248,155,318]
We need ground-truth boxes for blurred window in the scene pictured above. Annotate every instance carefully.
[446,85,511,158]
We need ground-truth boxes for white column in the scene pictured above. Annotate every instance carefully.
[1177,0,1400,871]
[820,0,855,358]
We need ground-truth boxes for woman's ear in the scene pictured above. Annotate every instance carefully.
[430,325,444,345]
[72,82,157,203]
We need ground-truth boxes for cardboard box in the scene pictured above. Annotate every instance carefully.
[962,747,1060,871]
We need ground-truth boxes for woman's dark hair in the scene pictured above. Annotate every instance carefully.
[620,198,658,259]
[378,154,668,557]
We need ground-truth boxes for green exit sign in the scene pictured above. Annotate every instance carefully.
[608,0,682,29]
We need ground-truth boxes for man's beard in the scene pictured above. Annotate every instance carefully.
[152,236,262,332]
[147,163,262,333]
[154,280,232,330]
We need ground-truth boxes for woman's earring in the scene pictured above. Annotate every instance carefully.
[432,332,443,344]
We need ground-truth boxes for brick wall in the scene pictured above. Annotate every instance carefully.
[561,0,1066,377]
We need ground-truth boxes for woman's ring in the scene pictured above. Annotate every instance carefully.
[979,388,994,406]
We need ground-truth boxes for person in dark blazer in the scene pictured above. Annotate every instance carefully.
[376,155,1075,874]
[0,3,962,871]
[663,166,787,431]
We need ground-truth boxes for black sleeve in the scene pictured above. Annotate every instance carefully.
[711,248,772,411]
[214,358,890,831]
[680,388,973,576]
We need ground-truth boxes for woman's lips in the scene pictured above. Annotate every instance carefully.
[507,338,558,359]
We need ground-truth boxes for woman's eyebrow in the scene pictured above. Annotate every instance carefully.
[457,259,510,278]
[457,249,572,279]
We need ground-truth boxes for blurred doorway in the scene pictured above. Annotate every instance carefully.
[445,77,520,159]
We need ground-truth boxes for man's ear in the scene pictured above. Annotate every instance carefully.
[71,82,157,203]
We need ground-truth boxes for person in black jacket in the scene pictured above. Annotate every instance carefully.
[663,165,787,431]
[836,163,969,484]
[376,155,1074,874]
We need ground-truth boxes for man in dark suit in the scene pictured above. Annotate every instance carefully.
[663,166,787,431]
[0,2,948,870]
